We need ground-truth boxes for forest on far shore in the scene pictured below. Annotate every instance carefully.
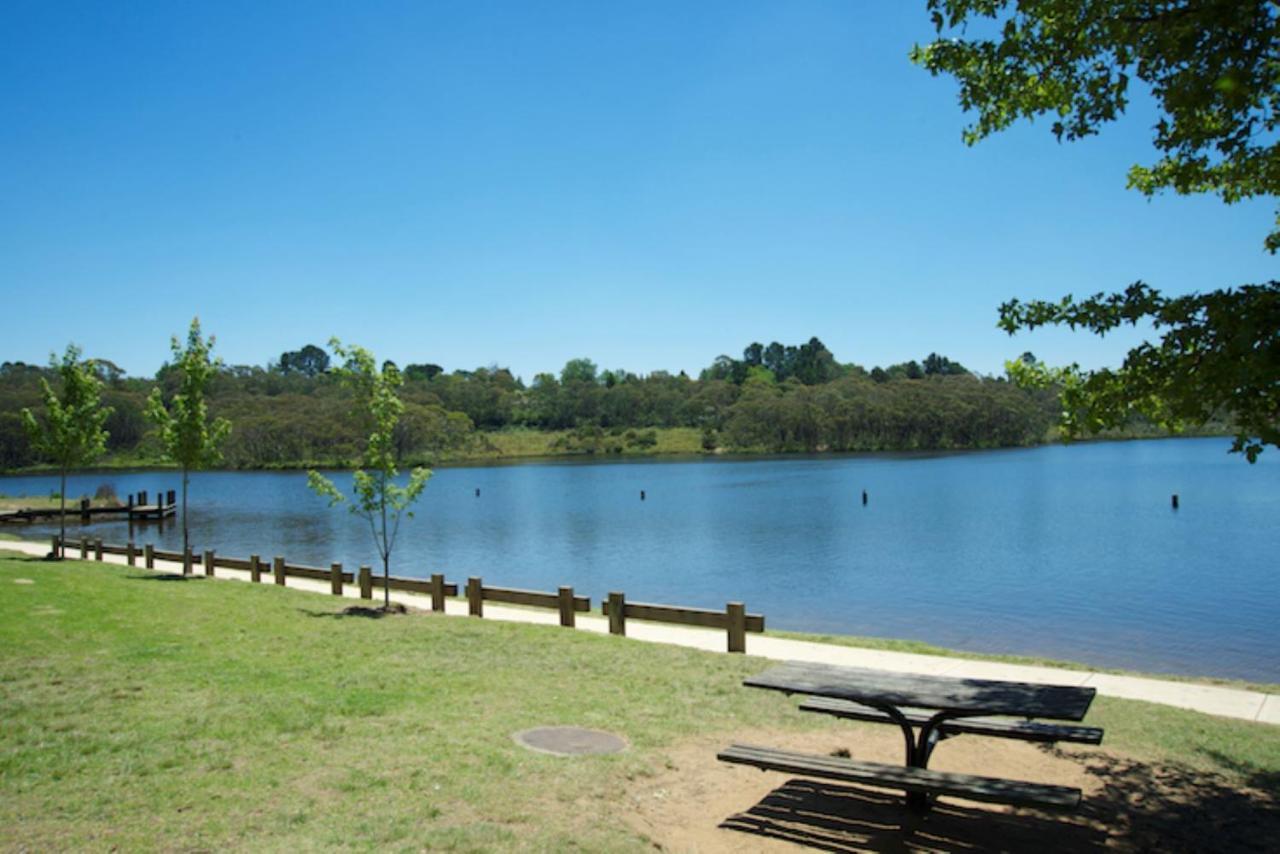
[1,336,1188,471]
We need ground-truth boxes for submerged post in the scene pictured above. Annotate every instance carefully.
[1171,493,1180,509]
[330,562,343,596]
[358,565,373,600]
[558,586,575,628]
[726,602,746,653]
[430,573,447,612]
[273,556,285,586]
[467,577,483,617]
[607,592,626,636]
[862,489,868,506]
[250,554,261,583]
[204,549,215,577]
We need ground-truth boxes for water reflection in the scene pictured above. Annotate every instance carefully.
[2,438,1277,681]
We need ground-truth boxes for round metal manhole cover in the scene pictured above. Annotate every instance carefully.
[513,726,628,756]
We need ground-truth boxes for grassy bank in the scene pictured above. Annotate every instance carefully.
[767,629,1280,696]
[1,550,1278,850]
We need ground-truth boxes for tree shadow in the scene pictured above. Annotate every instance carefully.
[128,573,203,582]
[298,603,409,620]
[719,750,1279,852]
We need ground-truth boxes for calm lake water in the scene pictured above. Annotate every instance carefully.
[4,437,1277,682]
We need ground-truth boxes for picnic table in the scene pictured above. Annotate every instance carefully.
[719,660,1103,812]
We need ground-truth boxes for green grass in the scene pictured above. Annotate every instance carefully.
[0,495,121,512]
[1,551,1277,850]
[767,629,1280,696]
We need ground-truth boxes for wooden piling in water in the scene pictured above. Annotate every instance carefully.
[1172,493,1179,509]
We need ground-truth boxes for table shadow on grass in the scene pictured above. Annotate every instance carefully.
[127,573,205,582]
[719,753,1279,852]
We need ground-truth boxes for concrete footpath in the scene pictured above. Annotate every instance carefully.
[4,538,1277,726]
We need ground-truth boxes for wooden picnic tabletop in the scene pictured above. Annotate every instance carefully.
[745,661,1096,721]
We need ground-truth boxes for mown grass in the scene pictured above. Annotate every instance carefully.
[0,494,121,512]
[1,551,1277,850]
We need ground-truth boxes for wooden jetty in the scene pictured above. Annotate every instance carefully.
[0,489,177,525]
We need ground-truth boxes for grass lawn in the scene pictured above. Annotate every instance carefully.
[2,550,1278,850]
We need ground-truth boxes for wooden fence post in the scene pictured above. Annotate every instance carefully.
[726,602,746,653]
[94,539,103,561]
[467,577,483,617]
[127,540,136,566]
[250,554,261,583]
[79,536,87,559]
[183,547,193,575]
[358,566,372,600]
[273,556,285,586]
[80,498,90,522]
[558,586,576,628]
[51,534,61,559]
[330,562,343,596]
[144,544,154,569]
[430,573,446,612]
[608,592,626,636]
[204,549,215,577]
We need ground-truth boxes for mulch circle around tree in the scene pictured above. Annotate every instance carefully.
[513,726,629,757]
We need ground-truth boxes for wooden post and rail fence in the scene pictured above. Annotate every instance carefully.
[51,535,765,652]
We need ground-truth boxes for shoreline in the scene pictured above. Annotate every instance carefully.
[0,431,1239,477]
[1,536,1275,722]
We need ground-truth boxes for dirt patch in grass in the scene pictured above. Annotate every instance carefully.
[624,727,1279,851]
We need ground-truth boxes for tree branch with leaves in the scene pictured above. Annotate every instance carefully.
[146,318,231,555]
[21,345,112,557]
[307,340,431,609]
[914,0,1280,459]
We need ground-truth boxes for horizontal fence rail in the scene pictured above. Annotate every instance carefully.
[465,576,590,627]
[54,536,762,650]
[602,592,763,653]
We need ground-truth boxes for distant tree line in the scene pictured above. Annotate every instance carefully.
[0,336,1070,470]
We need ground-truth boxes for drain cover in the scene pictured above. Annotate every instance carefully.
[513,726,628,756]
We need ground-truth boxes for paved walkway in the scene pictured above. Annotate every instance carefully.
[5,537,1276,725]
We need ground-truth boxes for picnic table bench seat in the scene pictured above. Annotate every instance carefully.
[798,696,1104,745]
[718,743,1082,810]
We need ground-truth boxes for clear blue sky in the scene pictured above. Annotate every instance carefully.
[2,1,1275,381]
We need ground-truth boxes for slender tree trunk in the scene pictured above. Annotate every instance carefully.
[182,466,189,556]
[58,467,67,559]
[381,476,390,609]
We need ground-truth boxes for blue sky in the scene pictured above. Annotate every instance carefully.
[2,1,1275,381]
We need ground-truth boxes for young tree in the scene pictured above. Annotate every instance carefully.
[21,345,112,557]
[913,0,1280,459]
[146,318,232,555]
[307,340,431,609]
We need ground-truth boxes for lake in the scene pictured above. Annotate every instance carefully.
[3,437,1277,682]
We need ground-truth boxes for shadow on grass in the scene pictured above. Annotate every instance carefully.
[299,603,410,620]
[719,751,1280,851]
[128,573,203,582]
